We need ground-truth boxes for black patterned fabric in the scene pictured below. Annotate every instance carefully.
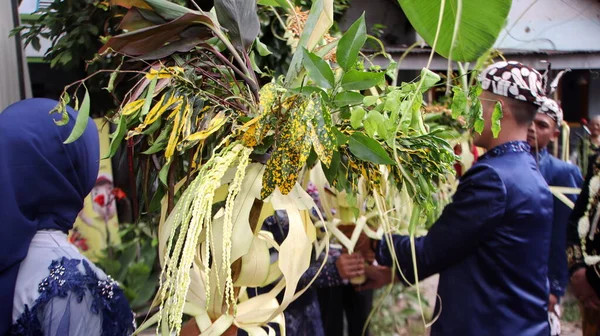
[479,61,563,125]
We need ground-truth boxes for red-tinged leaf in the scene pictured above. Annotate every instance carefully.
[111,0,152,9]
[132,36,205,60]
[100,12,214,56]
[118,8,157,31]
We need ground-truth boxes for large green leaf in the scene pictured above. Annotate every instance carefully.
[214,0,260,51]
[334,92,364,107]
[348,132,395,165]
[302,48,335,89]
[341,70,385,91]
[284,0,334,86]
[336,13,367,71]
[397,0,511,61]
[257,0,292,9]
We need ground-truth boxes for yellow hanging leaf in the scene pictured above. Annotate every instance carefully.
[164,102,184,160]
[121,99,145,116]
[186,112,227,141]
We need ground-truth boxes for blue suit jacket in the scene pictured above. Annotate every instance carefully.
[536,149,583,298]
[377,141,552,336]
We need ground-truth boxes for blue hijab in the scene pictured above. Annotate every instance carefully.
[0,98,99,334]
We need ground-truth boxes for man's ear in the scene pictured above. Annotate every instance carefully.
[551,128,560,142]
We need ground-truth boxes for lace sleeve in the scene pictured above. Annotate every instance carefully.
[10,257,134,336]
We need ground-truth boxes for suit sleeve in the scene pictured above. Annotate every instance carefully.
[376,164,507,284]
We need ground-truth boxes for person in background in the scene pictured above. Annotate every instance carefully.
[0,98,134,335]
[567,153,600,336]
[365,61,557,335]
[572,116,600,177]
[528,105,583,335]
[242,210,365,336]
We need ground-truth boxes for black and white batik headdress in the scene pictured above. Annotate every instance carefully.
[479,61,565,125]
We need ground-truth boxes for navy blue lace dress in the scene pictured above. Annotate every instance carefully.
[10,231,134,336]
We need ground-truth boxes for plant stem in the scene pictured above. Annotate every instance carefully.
[208,46,259,100]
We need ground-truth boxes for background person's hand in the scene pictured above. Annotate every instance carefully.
[571,268,600,310]
[336,253,365,279]
[548,293,558,313]
[357,264,393,291]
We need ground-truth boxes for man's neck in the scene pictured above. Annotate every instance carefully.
[487,133,528,149]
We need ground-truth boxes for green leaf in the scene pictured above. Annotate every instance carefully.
[250,51,263,74]
[291,86,328,100]
[125,262,152,289]
[306,148,319,168]
[334,129,349,145]
[364,110,386,138]
[64,88,91,144]
[131,277,158,308]
[492,101,503,138]
[148,185,166,212]
[141,77,157,117]
[143,123,172,154]
[363,95,379,107]
[258,0,292,8]
[31,37,41,51]
[255,38,272,56]
[302,48,335,89]
[350,107,366,129]
[322,150,340,185]
[105,115,127,159]
[451,87,467,119]
[334,92,364,107]
[348,132,395,165]
[341,70,384,91]
[397,0,511,62]
[470,81,483,97]
[214,0,260,51]
[283,0,334,86]
[472,98,484,134]
[117,245,138,281]
[418,68,440,93]
[159,161,171,186]
[336,13,367,71]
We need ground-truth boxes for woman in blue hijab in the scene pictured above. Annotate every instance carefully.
[0,98,134,335]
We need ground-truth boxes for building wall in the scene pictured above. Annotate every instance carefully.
[495,0,600,52]
[0,0,31,111]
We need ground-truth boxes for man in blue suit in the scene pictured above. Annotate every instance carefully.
[528,105,583,335]
[370,62,559,335]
